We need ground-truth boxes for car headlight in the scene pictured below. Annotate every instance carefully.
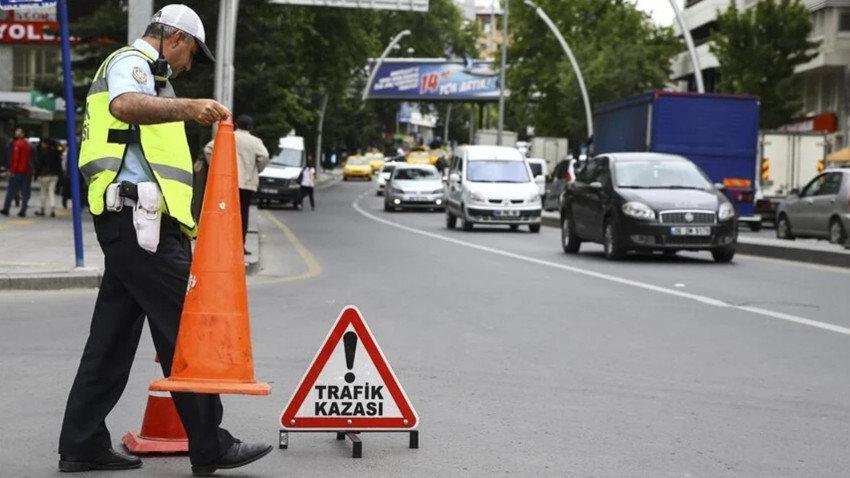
[718,202,735,221]
[431,188,444,195]
[391,187,404,195]
[622,201,655,220]
[469,190,486,202]
[527,192,541,203]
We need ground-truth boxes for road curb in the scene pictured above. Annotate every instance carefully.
[0,269,103,291]
[541,215,850,268]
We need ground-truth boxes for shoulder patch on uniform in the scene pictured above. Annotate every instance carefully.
[131,66,148,84]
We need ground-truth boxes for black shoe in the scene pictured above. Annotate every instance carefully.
[59,448,142,472]
[0,209,7,216]
[191,441,272,476]
[17,211,25,217]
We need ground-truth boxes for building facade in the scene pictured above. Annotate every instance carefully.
[672,0,850,149]
[0,5,65,149]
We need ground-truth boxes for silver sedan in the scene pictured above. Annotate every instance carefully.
[775,169,850,243]
[384,164,446,212]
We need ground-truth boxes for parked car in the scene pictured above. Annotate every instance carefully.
[366,152,386,174]
[445,145,542,232]
[343,156,373,181]
[525,157,548,202]
[559,152,738,262]
[775,169,850,244]
[544,157,579,211]
[376,162,398,196]
[384,164,445,212]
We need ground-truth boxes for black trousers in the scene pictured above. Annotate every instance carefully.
[58,207,234,465]
[239,188,252,246]
[299,185,314,209]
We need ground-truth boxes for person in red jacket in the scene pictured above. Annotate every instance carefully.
[1,127,32,217]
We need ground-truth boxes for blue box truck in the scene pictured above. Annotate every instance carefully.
[593,91,761,228]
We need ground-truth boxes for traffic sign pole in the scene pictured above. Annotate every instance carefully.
[58,0,84,267]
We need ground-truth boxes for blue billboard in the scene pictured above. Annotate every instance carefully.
[0,0,56,9]
[366,58,502,102]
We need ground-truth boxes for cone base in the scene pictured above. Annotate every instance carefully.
[122,431,188,454]
[150,378,271,396]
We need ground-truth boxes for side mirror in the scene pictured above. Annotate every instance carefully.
[449,173,460,183]
[589,181,603,190]
[534,175,545,184]
[714,183,726,191]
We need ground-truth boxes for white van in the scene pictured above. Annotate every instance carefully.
[445,145,543,232]
[257,136,305,208]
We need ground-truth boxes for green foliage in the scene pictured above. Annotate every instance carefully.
[710,0,820,129]
[506,0,681,144]
[57,0,474,156]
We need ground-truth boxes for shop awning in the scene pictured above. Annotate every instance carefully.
[0,102,54,121]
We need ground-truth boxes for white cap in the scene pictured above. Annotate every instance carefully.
[150,4,215,63]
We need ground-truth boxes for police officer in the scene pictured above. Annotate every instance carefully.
[58,5,271,475]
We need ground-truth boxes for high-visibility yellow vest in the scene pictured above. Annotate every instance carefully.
[79,46,196,237]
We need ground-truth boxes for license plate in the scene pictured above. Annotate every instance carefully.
[410,196,430,202]
[495,210,519,217]
[670,226,711,236]
[260,187,279,194]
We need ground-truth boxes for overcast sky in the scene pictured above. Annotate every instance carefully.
[632,0,681,26]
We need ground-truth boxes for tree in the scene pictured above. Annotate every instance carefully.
[505,0,681,145]
[710,0,820,129]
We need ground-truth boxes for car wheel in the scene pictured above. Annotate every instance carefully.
[603,218,627,261]
[529,224,541,233]
[461,206,473,231]
[445,209,457,229]
[510,224,519,231]
[343,176,349,181]
[748,222,762,232]
[712,247,736,263]
[776,214,795,240]
[561,213,581,254]
[829,218,847,244]
[377,191,383,196]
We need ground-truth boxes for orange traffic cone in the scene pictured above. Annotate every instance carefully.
[122,356,189,454]
[150,120,270,396]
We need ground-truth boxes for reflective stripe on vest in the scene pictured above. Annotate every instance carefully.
[79,46,197,236]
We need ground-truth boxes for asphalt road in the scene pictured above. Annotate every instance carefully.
[1,178,849,477]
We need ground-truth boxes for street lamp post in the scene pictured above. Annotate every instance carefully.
[523,0,593,141]
[362,30,412,103]
[667,0,704,93]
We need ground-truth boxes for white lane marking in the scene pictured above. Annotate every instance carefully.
[353,196,850,337]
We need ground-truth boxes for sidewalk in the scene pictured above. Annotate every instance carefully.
[540,211,850,268]
[0,170,336,290]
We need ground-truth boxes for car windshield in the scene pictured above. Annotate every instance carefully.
[614,160,712,189]
[348,158,368,165]
[467,160,530,183]
[394,168,439,180]
[269,148,303,167]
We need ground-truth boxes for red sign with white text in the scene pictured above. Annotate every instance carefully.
[0,20,62,44]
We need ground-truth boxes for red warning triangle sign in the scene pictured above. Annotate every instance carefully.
[280,306,418,431]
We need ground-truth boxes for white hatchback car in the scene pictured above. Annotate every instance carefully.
[445,145,543,232]
[376,162,397,196]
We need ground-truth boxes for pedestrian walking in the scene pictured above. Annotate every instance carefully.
[34,138,63,217]
[298,160,316,210]
[203,114,269,254]
[58,5,271,475]
[1,127,32,217]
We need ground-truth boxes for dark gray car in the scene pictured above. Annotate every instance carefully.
[775,169,850,243]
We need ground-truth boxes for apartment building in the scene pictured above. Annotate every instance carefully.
[672,0,850,147]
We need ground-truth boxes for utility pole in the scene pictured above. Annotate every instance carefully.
[214,0,240,111]
[496,0,509,146]
[127,0,153,44]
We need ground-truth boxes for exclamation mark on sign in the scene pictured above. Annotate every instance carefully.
[343,331,357,384]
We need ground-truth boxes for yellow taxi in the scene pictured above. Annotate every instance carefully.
[429,148,449,166]
[406,149,432,165]
[343,156,373,181]
[365,152,386,174]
